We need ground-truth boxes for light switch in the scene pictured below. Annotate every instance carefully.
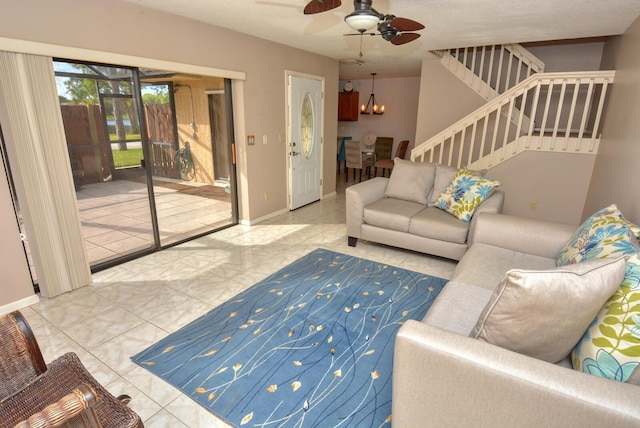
[263,134,268,145]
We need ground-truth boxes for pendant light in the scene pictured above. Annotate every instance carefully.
[361,73,384,115]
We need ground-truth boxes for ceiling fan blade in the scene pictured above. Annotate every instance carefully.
[391,17,425,32]
[391,32,421,45]
[343,32,377,36]
[304,0,341,15]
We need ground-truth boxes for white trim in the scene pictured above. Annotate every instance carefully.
[240,208,289,226]
[0,294,40,316]
[0,36,246,81]
[322,191,337,199]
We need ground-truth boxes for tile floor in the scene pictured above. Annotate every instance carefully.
[77,178,233,264]
[21,181,457,427]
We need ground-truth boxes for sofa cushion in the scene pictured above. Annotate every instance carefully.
[451,243,557,291]
[384,159,435,205]
[434,168,500,222]
[363,198,426,233]
[428,164,458,206]
[471,257,627,363]
[422,282,493,336]
[409,207,470,244]
[572,251,640,385]
[557,204,640,266]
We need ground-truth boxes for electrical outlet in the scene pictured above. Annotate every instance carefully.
[263,134,268,145]
[264,192,269,201]
[529,202,538,211]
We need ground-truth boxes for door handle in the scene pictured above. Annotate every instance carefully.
[290,151,299,156]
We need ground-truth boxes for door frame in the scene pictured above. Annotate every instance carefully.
[285,70,325,210]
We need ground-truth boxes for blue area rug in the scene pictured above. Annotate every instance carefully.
[132,248,446,427]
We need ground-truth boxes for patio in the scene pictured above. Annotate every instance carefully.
[77,178,233,264]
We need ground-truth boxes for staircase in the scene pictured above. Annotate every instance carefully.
[440,44,545,101]
[413,45,615,171]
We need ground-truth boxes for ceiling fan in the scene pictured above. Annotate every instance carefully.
[303,0,424,46]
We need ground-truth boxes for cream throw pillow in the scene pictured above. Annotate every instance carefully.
[384,158,435,205]
[471,257,627,363]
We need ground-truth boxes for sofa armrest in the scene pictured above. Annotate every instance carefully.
[393,320,640,428]
[467,212,576,259]
[346,177,389,238]
[467,190,504,244]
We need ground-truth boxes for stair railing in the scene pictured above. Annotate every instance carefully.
[411,71,615,170]
[441,44,545,100]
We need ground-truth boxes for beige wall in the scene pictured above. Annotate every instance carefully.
[523,40,606,72]
[0,0,339,222]
[583,16,640,224]
[414,58,486,149]
[0,154,36,313]
[173,77,224,184]
[337,76,420,156]
[489,151,597,224]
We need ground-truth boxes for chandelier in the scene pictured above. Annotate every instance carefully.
[361,73,384,115]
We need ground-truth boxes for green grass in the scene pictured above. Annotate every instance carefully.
[112,148,144,168]
[110,133,141,142]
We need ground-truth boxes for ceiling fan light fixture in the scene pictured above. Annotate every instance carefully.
[344,11,379,31]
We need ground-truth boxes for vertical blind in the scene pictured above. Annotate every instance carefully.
[0,51,91,297]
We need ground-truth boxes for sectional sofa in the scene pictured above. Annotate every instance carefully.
[392,210,640,426]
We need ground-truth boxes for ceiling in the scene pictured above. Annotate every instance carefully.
[121,0,640,79]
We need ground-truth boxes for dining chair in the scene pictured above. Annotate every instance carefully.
[336,136,351,175]
[345,139,368,182]
[0,310,144,428]
[375,139,410,177]
[373,137,393,176]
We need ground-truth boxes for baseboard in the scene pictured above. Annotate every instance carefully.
[0,294,40,316]
[239,192,335,226]
[240,208,289,226]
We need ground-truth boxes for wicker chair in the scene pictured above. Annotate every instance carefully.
[0,311,143,428]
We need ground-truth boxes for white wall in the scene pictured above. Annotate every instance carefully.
[337,76,420,157]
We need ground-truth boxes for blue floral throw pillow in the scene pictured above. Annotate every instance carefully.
[556,204,640,266]
[434,167,500,222]
[572,252,640,385]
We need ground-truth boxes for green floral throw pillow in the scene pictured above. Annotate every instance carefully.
[556,204,640,266]
[434,167,500,222]
[572,252,640,385]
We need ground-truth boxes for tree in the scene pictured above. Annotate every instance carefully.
[142,85,170,105]
[63,77,99,105]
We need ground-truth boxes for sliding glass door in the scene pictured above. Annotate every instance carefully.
[54,60,238,269]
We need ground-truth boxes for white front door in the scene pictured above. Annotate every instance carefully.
[288,74,323,210]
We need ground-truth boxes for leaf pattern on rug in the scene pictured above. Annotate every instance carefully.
[132,248,445,427]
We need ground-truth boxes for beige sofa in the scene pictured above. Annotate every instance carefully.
[346,162,505,261]
[392,213,640,427]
